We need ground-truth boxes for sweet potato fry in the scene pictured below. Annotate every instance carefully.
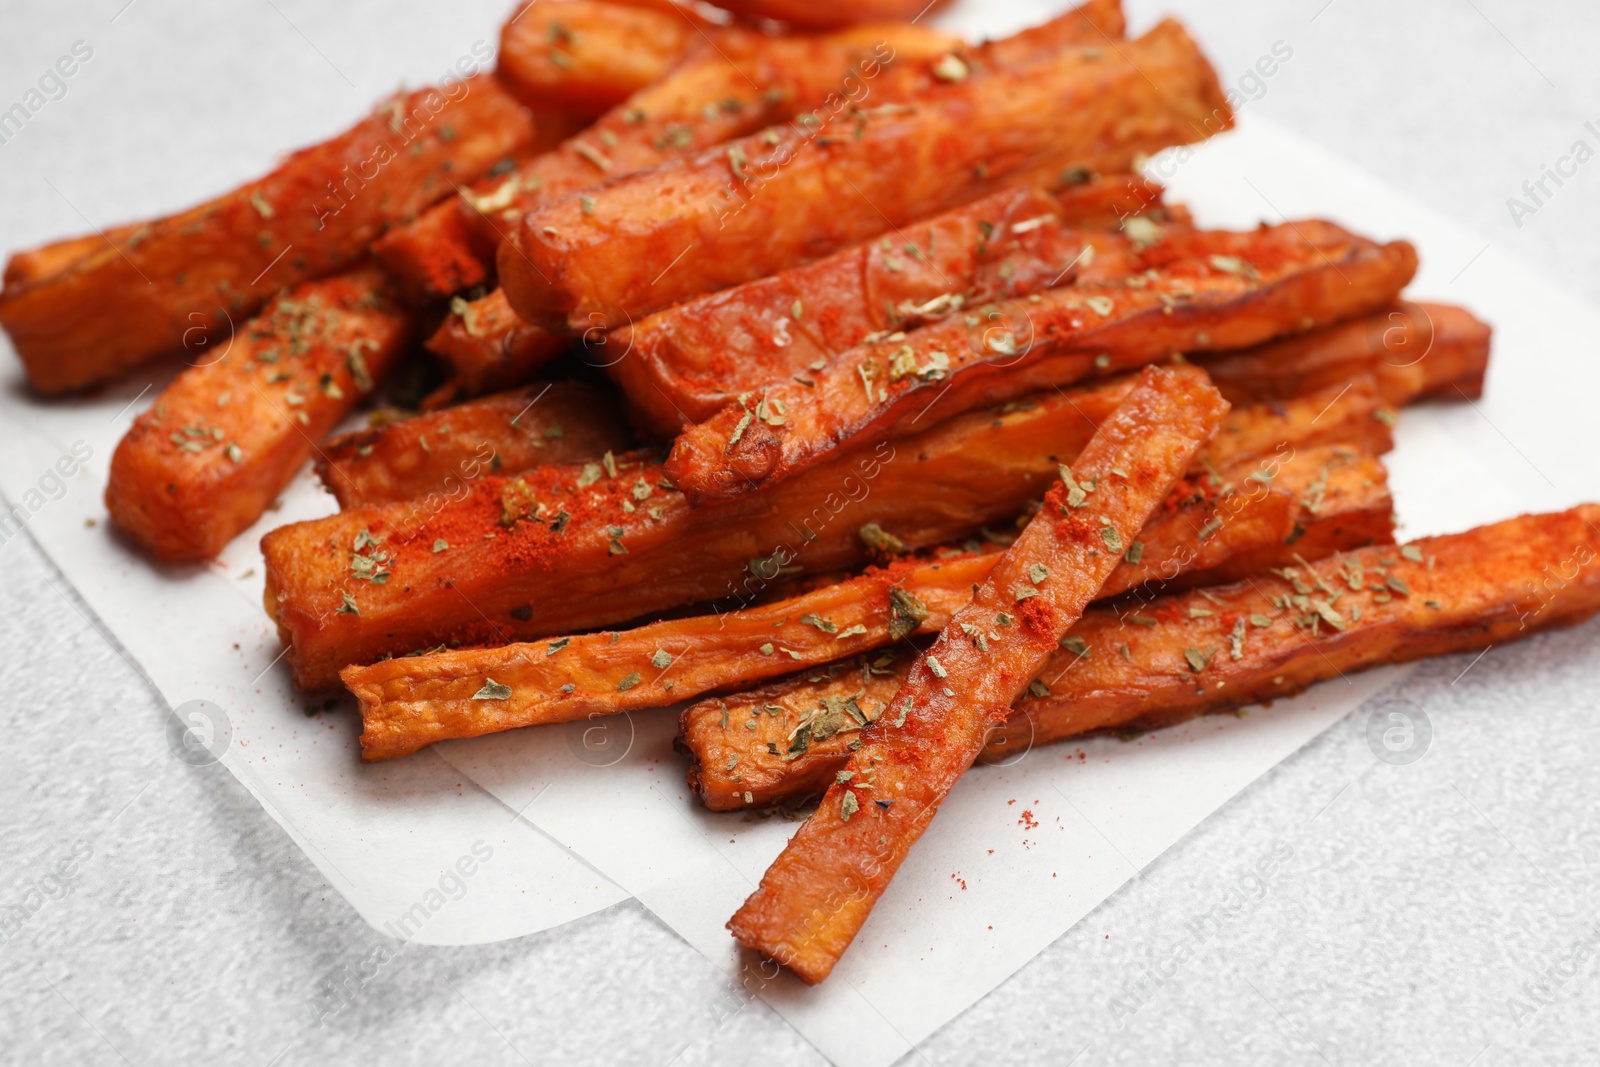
[497,0,707,115]
[666,221,1417,504]
[343,442,1295,760]
[681,442,1393,808]
[314,381,633,509]
[105,266,413,562]
[608,180,1180,434]
[376,23,959,302]
[0,78,531,394]
[263,366,1397,690]
[423,290,569,402]
[697,502,1600,790]
[499,19,1230,332]
[1199,301,1491,407]
[727,363,1229,984]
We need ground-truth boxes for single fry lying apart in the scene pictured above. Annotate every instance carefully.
[496,0,705,114]
[1199,300,1491,406]
[681,441,1393,808]
[0,78,531,393]
[727,363,1229,984]
[500,20,1230,332]
[315,381,633,509]
[609,180,1180,434]
[105,266,413,562]
[666,220,1417,504]
[344,436,1301,760]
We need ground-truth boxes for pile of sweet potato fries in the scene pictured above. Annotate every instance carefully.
[8,0,1599,984]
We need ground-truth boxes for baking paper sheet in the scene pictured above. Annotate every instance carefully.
[6,0,1600,1058]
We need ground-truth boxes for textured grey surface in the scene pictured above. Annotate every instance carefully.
[3,1,1600,1064]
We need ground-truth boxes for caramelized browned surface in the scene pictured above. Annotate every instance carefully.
[727,364,1227,984]
[0,79,530,393]
[500,20,1230,332]
[609,180,1181,435]
[105,266,413,562]
[666,220,1416,504]
[316,381,634,510]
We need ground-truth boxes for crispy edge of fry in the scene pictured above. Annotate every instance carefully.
[500,19,1230,332]
[105,265,413,562]
[665,221,1416,504]
[0,78,530,394]
[727,363,1229,983]
[680,441,1393,809]
[315,381,634,510]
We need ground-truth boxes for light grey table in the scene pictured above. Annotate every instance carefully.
[3,1,1598,1063]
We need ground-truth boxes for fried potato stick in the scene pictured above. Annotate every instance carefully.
[262,369,1393,690]
[497,0,707,115]
[315,381,633,509]
[610,179,1181,434]
[106,266,413,562]
[499,19,1229,332]
[666,220,1416,503]
[727,363,1228,983]
[1,79,530,393]
[683,502,1599,811]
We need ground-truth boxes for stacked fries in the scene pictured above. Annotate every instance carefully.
[10,0,1598,984]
